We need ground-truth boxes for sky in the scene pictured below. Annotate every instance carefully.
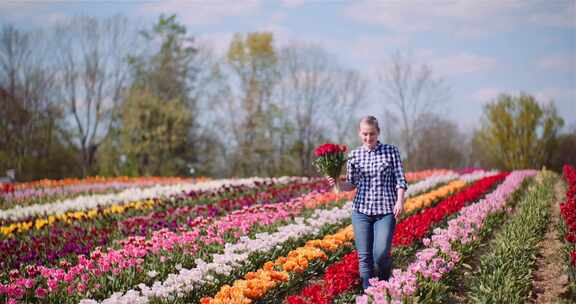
[1,0,575,132]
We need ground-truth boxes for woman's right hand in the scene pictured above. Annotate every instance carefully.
[326,176,336,187]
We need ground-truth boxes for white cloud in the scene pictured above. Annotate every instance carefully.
[280,0,306,8]
[309,34,410,70]
[537,53,576,72]
[138,0,261,25]
[343,1,429,32]
[0,1,50,12]
[342,0,575,36]
[372,49,498,77]
[527,4,576,28]
[299,43,497,81]
[350,35,410,58]
[429,52,498,77]
[0,1,61,25]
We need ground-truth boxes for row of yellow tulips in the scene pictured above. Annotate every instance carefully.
[0,199,156,236]
[403,180,466,213]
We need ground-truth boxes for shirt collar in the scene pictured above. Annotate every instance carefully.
[361,141,382,152]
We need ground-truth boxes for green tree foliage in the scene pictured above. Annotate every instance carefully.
[98,15,198,176]
[129,14,197,102]
[119,88,191,175]
[474,93,564,170]
[225,32,282,176]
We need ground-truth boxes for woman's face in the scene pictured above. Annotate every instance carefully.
[359,123,379,149]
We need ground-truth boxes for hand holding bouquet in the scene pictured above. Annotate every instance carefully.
[313,143,348,192]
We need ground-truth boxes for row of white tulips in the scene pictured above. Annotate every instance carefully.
[405,171,459,197]
[460,170,499,183]
[404,170,498,198]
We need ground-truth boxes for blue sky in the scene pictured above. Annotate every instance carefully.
[1,0,575,132]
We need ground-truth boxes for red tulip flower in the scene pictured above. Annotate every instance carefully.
[313,143,348,191]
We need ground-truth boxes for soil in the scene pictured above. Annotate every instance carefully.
[529,179,570,303]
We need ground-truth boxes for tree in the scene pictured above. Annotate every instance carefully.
[326,69,366,147]
[0,25,74,180]
[55,15,133,176]
[549,123,576,171]
[182,44,228,177]
[473,93,564,170]
[377,52,450,164]
[223,32,281,176]
[277,43,336,176]
[216,38,366,177]
[380,110,402,147]
[105,14,199,176]
[118,88,191,175]
[409,113,466,170]
[129,15,198,103]
[278,43,368,176]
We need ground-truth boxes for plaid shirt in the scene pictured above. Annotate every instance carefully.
[346,141,408,215]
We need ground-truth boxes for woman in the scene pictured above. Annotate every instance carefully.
[327,115,407,290]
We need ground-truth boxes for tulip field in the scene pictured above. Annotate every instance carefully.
[0,168,574,304]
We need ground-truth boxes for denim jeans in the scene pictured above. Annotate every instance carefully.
[351,210,396,290]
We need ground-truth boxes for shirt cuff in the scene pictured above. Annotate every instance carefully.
[396,183,408,190]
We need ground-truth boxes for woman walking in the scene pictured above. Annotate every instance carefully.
[328,115,407,290]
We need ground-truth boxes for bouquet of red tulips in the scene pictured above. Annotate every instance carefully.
[313,143,348,192]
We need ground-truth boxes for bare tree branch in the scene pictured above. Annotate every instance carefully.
[277,43,337,175]
[54,15,134,176]
[328,69,366,145]
[377,52,450,163]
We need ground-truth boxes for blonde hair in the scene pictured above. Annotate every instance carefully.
[359,115,380,132]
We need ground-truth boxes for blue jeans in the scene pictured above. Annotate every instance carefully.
[351,210,396,290]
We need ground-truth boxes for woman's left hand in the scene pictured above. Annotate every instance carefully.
[393,201,403,219]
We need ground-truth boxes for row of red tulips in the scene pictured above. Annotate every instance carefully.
[560,165,576,267]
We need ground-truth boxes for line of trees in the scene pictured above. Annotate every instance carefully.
[0,15,574,181]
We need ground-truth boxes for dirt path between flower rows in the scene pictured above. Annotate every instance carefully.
[529,178,570,304]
